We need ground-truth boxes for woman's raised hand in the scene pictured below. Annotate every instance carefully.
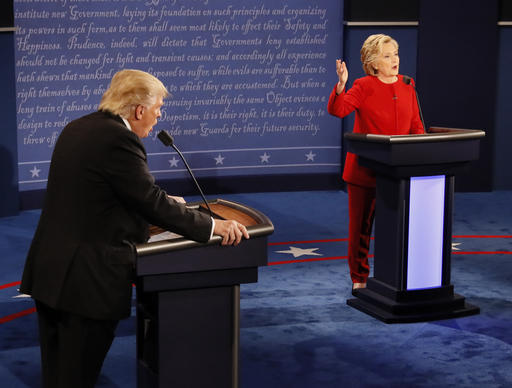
[336,59,348,94]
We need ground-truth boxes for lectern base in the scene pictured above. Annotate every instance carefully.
[347,279,480,323]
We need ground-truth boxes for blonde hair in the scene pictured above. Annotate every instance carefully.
[99,69,169,118]
[360,34,399,76]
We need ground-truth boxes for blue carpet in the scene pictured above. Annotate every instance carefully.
[1,190,511,387]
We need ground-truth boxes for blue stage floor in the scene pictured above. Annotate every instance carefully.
[1,190,511,387]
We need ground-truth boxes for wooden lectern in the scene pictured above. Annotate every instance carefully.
[345,127,485,323]
[135,198,273,387]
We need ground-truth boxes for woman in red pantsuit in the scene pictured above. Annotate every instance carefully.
[327,34,424,291]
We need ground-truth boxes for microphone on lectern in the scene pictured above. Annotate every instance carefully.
[403,75,427,133]
[157,130,213,217]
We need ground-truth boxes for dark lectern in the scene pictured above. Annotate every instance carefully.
[135,199,273,387]
[345,127,485,323]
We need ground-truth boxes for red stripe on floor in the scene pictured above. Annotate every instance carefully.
[269,256,348,265]
[0,281,21,290]
[268,254,376,266]
[269,235,512,247]
[0,307,36,324]
[452,251,512,255]
[453,235,512,238]
[268,238,350,246]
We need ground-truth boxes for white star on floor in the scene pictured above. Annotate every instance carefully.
[260,152,270,163]
[168,157,179,167]
[214,154,225,165]
[13,294,31,298]
[30,166,41,178]
[452,242,462,251]
[305,151,316,161]
[13,289,31,298]
[276,246,322,258]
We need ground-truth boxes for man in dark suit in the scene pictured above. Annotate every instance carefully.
[20,69,249,388]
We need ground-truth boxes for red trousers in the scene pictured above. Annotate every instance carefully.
[347,184,376,283]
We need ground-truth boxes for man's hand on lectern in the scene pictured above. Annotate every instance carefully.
[214,219,250,246]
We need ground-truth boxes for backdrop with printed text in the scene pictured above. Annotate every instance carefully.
[14,0,343,191]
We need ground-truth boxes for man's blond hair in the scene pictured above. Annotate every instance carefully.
[99,69,169,118]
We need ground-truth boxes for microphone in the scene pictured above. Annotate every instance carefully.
[157,130,213,217]
[403,75,426,133]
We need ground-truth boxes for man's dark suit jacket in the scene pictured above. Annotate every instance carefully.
[20,110,212,320]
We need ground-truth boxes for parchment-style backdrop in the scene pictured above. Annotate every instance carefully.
[14,0,343,191]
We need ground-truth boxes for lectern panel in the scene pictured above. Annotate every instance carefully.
[407,175,445,290]
[136,198,273,387]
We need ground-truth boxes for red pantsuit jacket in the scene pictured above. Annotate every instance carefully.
[328,74,424,187]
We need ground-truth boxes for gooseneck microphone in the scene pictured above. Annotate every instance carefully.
[157,130,213,217]
[403,75,427,133]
